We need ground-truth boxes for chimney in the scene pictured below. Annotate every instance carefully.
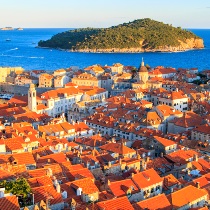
[46,168,52,177]
[54,179,58,186]
[108,161,112,167]
[56,183,60,193]
[32,193,34,205]
[170,187,174,193]
[143,162,147,171]
[107,179,111,186]
[177,183,182,189]
[119,158,122,165]
[145,156,150,163]
[86,161,90,169]
[0,188,5,198]
[76,187,82,196]
[62,190,67,199]
[196,182,200,189]
[160,152,164,158]
[193,154,198,162]
[79,146,83,154]
[92,149,95,156]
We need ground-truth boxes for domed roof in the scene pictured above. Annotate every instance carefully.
[138,58,148,73]
[81,92,91,101]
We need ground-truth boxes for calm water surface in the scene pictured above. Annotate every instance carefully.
[0,28,210,71]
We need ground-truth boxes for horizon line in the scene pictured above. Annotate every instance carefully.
[1,27,210,29]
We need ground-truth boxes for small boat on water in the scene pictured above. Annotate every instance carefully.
[0,94,14,100]
[6,39,11,42]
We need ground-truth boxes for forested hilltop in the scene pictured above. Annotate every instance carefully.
[38,18,204,52]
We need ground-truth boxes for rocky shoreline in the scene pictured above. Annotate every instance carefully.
[37,38,204,53]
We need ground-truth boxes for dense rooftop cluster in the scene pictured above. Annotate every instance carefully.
[0,61,209,209]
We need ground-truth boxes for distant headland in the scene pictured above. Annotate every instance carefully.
[1,27,23,30]
[38,18,204,53]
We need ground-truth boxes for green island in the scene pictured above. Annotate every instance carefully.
[38,18,204,52]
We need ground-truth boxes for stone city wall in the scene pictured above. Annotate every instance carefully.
[0,83,53,95]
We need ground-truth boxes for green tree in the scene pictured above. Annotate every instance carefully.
[0,178,32,207]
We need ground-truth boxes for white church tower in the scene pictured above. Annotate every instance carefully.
[28,84,37,112]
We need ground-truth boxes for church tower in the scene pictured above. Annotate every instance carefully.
[138,58,148,84]
[28,84,37,112]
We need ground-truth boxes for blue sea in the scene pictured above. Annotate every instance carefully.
[0,28,210,71]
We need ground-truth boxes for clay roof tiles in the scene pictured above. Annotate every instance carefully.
[96,196,134,210]
[0,195,20,210]
[132,168,163,189]
[133,193,172,210]
[167,185,208,209]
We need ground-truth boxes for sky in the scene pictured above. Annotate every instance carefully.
[1,0,210,28]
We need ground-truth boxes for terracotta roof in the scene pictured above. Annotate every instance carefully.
[0,195,20,210]
[27,168,48,178]
[96,196,134,210]
[132,168,163,189]
[171,112,203,128]
[37,153,67,164]
[156,104,182,117]
[167,185,208,209]
[193,124,210,135]
[133,193,172,210]
[108,179,139,197]
[0,152,36,166]
[28,175,53,188]
[67,167,95,181]
[163,174,180,188]
[61,177,99,196]
[100,142,136,155]
[166,150,199,164]
[188,173,210,189]
[32,185,63,205]
[0,169,15,181]
[153,136,177,147]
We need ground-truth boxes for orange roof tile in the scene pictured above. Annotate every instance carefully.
[153,136,177,147]
[0,195,20,210]
[28,175,53,188]
[163,174,180,188]
[108,179,139,197]
[167,185,208,209]
[32,185,63,205]
[132,168,163,189]
[70,178,99,194]
[133,193,172,210]
[100,142,136,155]
[96,196,134,210]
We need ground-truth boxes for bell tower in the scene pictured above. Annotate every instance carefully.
[28,84,37,112]
[138,57,148,83]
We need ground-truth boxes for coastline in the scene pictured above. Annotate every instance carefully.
[36,45,204,54]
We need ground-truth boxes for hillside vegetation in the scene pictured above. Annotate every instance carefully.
[38,18,203,52]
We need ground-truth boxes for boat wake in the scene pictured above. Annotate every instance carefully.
[6,48,18,51]
[0,54,44,59]
[28,56,44,59]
